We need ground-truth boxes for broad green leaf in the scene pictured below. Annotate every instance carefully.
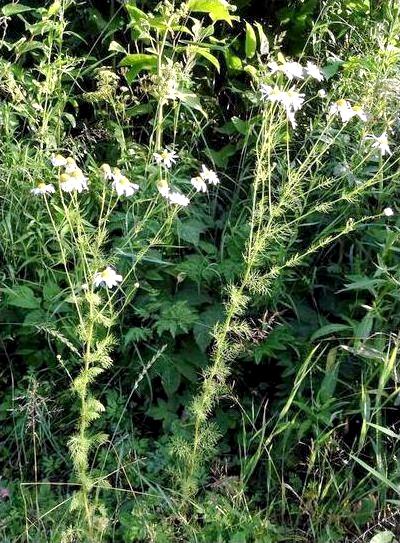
[120,54,158,82]
[231,116,251,135]
[225,50,243,71]
[108,40,126,54]
[310,323,352,342]
[208,143,237,168]
[188,45,220,72]
[6,285,41,309]
[180,92,207,118]
[2,3,32,16]
[245,22,257,58]
[187,0,232,25]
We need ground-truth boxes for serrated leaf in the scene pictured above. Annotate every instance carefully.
[6,285,41,309]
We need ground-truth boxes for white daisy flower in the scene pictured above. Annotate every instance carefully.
[261,84,305,128]
[328,99,355,123]
[280,89,305,112]
[281,61,305,80]
[59,171,88,193]
[317,89,327,98]
[260,84,283,102]
[191,176,208,193]
[112,175,139,197]
[100,163,113,180]
[200,164,220,185]
[352,105,368,122]
[93,267,123,289]
[371,132,391,156]
[383,207,394,216]
[305,61,324,82]
[269,60,304,80]
[157,179,170,197]
[153,149,178,168]
[31,182,55,196]
[51,154,67,167]
[167,191,190,206]
[267,60,280,74]
[64,157,79,174]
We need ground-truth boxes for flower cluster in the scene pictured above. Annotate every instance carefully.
[260,85,305,128]
[100,164,139,197]
[153,148,190,206]
[190,164,220,193]
[51,155,89,193]
[268,59,324,82]
[328,99,367,123]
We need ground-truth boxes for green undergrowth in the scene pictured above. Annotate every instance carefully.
[1,1,400,542]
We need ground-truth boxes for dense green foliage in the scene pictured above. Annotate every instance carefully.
[1,1,400,542]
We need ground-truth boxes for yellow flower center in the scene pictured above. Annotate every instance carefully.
[101,268,113,280]
[336,99,347,107]
[38,182,46,190]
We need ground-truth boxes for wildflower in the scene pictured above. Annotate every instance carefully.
[305,61,324,82]
[59,171,88,193]
[191,176,208,193]
[112,175,139,197]
[65,157,79,174]
[371,131,391,156]
[260,84,283,103]
[260,84,305,128]
[383,207,394,216]
[352,105,368,122]
[31,182,55,196]
[167,191,190,206]
[100,163,113,180]
[157,179,170,197]
[328,99,355,123]
[269,60,304,80]
[280,89,305,113]
[318,89,327,98]
[153,149,178,168]
[93,266,123,289]
[200,164,220,185]
[51,154,67,167]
